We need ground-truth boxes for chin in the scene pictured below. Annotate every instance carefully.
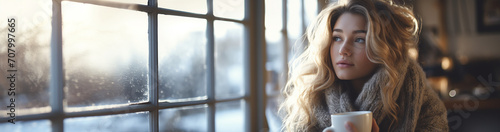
[337,77,352,80]
[335,74,353,80]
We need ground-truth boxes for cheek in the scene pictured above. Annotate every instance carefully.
[357,49,376,68]
[330,43,338,59]
[360,51,371,63]
[330,44,341,69]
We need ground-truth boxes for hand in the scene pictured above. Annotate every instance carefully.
[345,118,379,132]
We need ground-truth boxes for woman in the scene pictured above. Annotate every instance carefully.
[279,0,449,131]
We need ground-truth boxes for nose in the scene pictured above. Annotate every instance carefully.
[339,41,352,56]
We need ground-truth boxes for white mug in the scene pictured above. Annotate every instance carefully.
[322,111,372,132]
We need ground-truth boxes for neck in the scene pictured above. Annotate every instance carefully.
[350,75,372,96]
[349,68,378,95]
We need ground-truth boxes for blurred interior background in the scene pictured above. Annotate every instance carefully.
[413,0,500,131]
[0,0,499,132]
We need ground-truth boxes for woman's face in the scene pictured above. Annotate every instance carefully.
[330,13,377,80]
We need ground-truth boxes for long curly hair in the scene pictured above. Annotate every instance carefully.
[279,0,419,131]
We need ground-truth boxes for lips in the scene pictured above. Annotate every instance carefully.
[336,60,354,67]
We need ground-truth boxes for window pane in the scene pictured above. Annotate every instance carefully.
[62,1,149,110]
[214,0,245,20]
[0,0,51,116]
[64,112,149,132]
[159,105,207,131]
[287,0,305,62]
[266,96,283,132]
[159,0,207,14]
[287,0,303,39]
[97,0,147,4]
[265,0,283,31]
[158,15,207,102]
[265,31,285,95]
[0,120,51,132]
[216,100,245,131]
[304,0,318,26]
[214,21,244,99]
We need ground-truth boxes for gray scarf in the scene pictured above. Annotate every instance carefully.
[311,59,449,131]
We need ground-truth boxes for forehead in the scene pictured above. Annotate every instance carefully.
[333,13,367,30]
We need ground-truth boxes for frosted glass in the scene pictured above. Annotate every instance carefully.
[62,1,149,110]
[160,105,208,131]
[216,100,245,131]
[158,15,207,102]
[0,0,52,116]
[64,112,149,132]
[214,21,244,99]
[159,0,207,14]
[214,0,245,20]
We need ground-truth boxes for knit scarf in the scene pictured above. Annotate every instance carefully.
[311,59,428,131]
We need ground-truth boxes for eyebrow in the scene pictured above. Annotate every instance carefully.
[333,29,367,34]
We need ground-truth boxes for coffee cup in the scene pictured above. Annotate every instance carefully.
[322,111,372,132]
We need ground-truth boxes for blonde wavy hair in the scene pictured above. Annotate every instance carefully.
[279,0,419,131]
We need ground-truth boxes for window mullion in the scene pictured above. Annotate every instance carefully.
[282,0,290,88]
[148,0,159,132]
[206,0,216,132]
[49,0,65,132]
[245,0,267,131]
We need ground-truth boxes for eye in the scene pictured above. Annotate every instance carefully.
[354,38,365,43]
[333,36,342,42]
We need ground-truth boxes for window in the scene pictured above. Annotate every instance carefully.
[0,0,53,118]
[1,0,319,131]
[264,0,319,131]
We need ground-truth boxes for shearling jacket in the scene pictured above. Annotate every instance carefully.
[311,59,449,131]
